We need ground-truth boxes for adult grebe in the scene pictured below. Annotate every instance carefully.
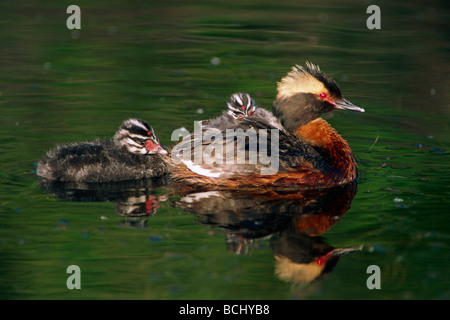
[172,62,364,190]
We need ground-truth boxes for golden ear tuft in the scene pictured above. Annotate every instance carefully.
[276,63,327,99]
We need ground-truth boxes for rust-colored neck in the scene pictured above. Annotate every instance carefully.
[296,118,358,183]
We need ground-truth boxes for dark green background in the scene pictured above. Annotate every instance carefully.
[0,0,449,299]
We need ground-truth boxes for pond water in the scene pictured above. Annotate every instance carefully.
[0,0,449,300]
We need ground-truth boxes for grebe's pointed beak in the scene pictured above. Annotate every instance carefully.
[145,140,168,155]
[157,147,168,155]
[330,245,364,257]
[153,143,168,155]
[335,99,365,113]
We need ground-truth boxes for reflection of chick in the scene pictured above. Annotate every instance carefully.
[115,193,169,229]
[115,194,162,218]
[271,230,362,284]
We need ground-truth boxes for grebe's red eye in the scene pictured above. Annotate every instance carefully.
[316,257,325,266]
[249,111,253,116]
[319,92,327,98]
[147,131,152,135]
[240,106,246,110]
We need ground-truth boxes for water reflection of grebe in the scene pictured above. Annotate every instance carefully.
[176,182,362,284]
[40,176,362,284]
[271,229,362,284]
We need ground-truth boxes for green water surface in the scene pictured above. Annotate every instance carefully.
[0,0,449,300]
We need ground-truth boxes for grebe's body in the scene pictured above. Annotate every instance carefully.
[172,63,364,190]
[252,107,284,131]
[37,119,169,183]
